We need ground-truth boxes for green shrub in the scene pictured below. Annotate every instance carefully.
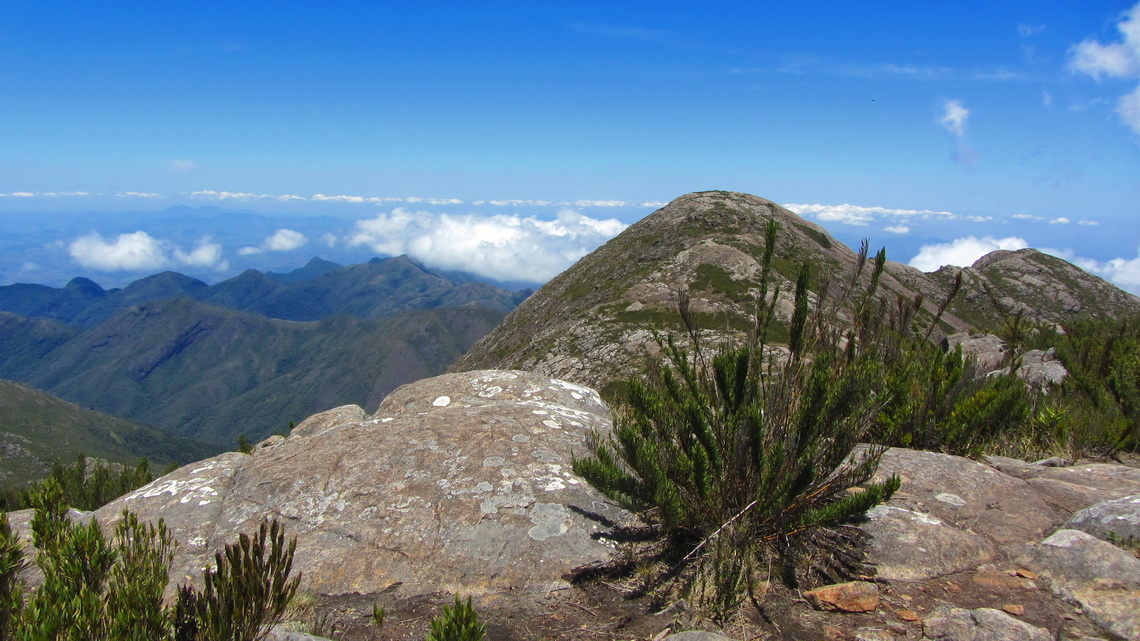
[0,478,300,641]
[425,595,486,641]
[0,512,25,640]
[0,455,156,513]
[188,519,300,641]
[573,221,900,618]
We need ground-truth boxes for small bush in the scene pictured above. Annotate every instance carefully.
[425,595,486,641]
[189,519,300,641]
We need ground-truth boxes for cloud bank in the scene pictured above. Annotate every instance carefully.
[786,203,956,227]
[68,232,228,272]
[347,208,627,282]
[908,235,1029,271]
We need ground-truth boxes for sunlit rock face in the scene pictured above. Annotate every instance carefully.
[95,370,627,597]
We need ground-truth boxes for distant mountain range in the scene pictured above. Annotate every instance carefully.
[0,255,529,327]
[0,255,524,446]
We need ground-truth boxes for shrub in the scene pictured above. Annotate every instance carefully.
[425,595,486,641]
[0,478,300,641]
[188,518,300,641]
[0,454,155,513]
[573,221,900,618]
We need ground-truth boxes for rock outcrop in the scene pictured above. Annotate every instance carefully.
[861,448,1140,641]
[87,370,626,599]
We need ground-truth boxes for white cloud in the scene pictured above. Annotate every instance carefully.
[69,231,171,271]
[68,231,227,272]
[321,233,338,247]
[1068,3,1140,135]
[1119,84,1140,134]
[174,238,228,270]
[116,191,160,198]
[171,159,197,172]
[908,235,1029,272]
[786,203,956,227]
[939,99,970,136]
[1011,213,1042,221]
[312,193,366,203]
[347,207,627,282]
[8,192,35,197]
[239,228,308,255]
[1078,220,1100,226]
[1049,217,1071,225]
[1068,4,1140,79]
[883,225,910,234]
[265,229,307,251]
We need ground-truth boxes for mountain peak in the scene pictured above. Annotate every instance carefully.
[452,191,1140,394]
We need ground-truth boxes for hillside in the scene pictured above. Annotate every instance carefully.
[0,379,218,486]
[452,191,1140,394]
[0,299,506,445]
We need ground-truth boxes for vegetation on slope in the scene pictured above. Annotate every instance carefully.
[0,302,506,446]
[0,379,217,487]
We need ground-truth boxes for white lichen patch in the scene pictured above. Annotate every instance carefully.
[124,460,232,506]
[187,536,208,547]
[483,456,505,467]
[542,419,561,430]
[528,503,573,540]
[432,396,451,407]
[477,386,503,398]
[548,378,604,407]
[935,492,967,507]
[868,505,943,526]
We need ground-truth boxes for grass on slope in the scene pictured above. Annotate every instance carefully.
[0,379,219,487]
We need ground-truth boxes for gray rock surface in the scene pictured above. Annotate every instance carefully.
[868,448,1062,545]
[1018,529,1140,641]
[93,370,627,598]
[944,333,1006,372]
[1063,494,1140,545]
[921,607,1051,641]
[863,504,995,581]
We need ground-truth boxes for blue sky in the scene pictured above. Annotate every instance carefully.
[2,2,1140,291]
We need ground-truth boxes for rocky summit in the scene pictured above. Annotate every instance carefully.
[452,191,1140,394]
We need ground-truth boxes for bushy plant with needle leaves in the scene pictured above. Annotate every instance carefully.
[573,220,901,619]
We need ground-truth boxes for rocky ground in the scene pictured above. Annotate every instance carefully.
[9,370,1140,640]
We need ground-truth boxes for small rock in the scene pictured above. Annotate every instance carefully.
[923,608,1050,641]
[1002,604,1025,616]
[804,581,881,613]
[886,622,909,634]
[972,570,1032,590]
[1063,494,1140,545]
[1033,457,1068,467]
[897,610,920,622]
